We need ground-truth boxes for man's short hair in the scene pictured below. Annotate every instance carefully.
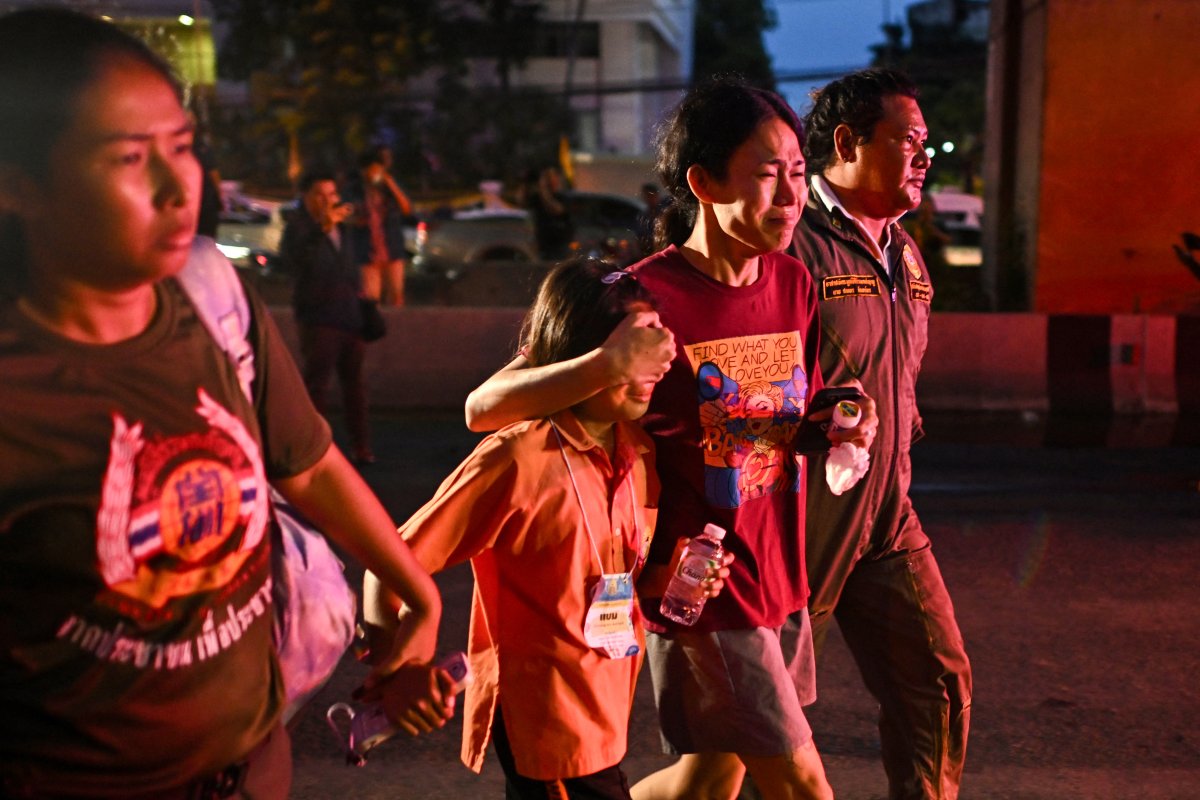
[803,68,919,176]
[299,169,337,194]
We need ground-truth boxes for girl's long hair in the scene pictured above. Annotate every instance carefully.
[522,257,655,368]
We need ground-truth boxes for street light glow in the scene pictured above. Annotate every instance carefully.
[179,14,195,26]
[942,141,955,153]
[925,147,936,159]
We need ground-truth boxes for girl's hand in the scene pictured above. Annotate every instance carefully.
[355,608,453,737]
[701,551,735,599]
[356,663,456,736]
[368,604,439,676]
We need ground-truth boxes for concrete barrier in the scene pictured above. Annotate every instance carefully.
[1111,314,1178,414]
[269,306,1193,417]
[272,306,526,412]
[921,313,1047,411]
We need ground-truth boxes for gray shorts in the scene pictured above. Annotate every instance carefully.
[646,609,817,757]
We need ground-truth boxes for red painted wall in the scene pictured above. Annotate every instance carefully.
[1034,1,1200,314]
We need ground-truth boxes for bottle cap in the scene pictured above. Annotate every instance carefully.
[702,523,727,541]
[833,400,861,429]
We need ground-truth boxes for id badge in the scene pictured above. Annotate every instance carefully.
[583,572,640,659]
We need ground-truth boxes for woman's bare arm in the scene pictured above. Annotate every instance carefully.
[464,309,675,432]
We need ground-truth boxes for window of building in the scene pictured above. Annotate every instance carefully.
[532,21,600,58]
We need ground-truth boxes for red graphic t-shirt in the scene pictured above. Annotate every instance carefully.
[631,246,824,633]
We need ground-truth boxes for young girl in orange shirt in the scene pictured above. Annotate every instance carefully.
[364,256,731,799]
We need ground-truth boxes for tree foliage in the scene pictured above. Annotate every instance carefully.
[693,0,778,89]
[207,0,789,192]
[870,11,987,192]
[208,0,564,193]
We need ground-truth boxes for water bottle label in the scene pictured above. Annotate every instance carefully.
[833,400,861,429]
[674,552,715,585]
[583,572,640,659]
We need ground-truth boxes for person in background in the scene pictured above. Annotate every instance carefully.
[465,77,881,800]
[791,67,972,800]
[280,170,377,467]
[528,165,575,260]
[0,12,450,797]
[905,195,950,265]
[479,179,512,211]
[903,195,957,311]
[348,148,412,306]
[367,256,731,800]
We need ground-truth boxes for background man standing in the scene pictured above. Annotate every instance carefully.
[790,68,972,800]
[281,171,375,465]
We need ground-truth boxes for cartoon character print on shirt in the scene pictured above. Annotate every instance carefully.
[95,388,269,609]
[688,331,809,508]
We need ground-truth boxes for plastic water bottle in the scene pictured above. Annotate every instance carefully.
[825,400,868,496]
[832,399,861,431]
[325,652,473,766]
[659,524,727,625]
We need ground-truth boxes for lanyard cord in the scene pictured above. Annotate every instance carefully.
[550,421,643,576]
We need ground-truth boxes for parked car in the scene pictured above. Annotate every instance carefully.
[928,188,983,267]
[214,186,289,274]
[411,191,647,281]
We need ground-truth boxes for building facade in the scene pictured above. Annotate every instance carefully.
[414,0,693,157]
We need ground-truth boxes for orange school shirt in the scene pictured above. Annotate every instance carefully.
[400,410,659,780]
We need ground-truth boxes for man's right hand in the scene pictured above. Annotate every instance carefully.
[601,309,675,388]
[323,201,353,229]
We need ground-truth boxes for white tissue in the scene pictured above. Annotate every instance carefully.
[825,442,870,495]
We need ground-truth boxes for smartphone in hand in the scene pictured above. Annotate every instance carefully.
[793,386,865,454]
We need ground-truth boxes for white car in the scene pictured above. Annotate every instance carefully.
[928,188,982,267]
[214,184,288,273]
[411,191,646,278]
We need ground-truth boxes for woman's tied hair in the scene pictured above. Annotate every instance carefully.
[651,76,802,251]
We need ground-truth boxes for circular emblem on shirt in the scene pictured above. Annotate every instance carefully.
[902,245,923,280]
[96,399,267,609]
[158,458,243,563]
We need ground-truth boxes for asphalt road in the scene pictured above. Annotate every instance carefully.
[286,411,1200,800]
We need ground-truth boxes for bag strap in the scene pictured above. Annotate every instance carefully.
[180,236,305,522]
[177,235,256,401]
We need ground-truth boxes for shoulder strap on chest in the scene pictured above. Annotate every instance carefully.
[176,235,256,401]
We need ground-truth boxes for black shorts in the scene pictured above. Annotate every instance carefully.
[491,705,632,800]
